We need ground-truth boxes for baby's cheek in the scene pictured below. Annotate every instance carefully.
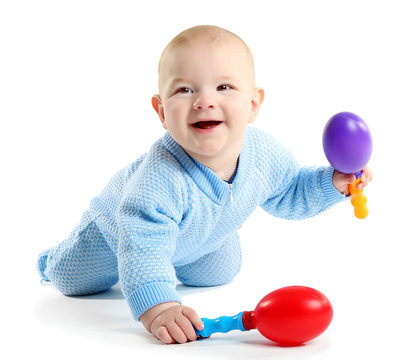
[226,98,249,116]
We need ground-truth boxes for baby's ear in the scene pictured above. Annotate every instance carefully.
[152,95,167,129]
[249,87,264,123]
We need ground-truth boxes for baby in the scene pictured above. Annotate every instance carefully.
[37,25,372,344]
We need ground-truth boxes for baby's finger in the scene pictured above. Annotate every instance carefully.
[365,169,373,182]
[167,322,188,344]
[348,174,357,184]
[357,175,365,189]
[182,307,204,331]
[357,172,372,189]
[176,314,198,341]
[361,167,373,181]
[339,173,356,185]
[156,325,175,344]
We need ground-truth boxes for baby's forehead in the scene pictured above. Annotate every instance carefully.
[160,32,250,69]
[158,30,254,91]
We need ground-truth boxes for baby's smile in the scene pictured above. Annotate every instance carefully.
[191,120,223,133]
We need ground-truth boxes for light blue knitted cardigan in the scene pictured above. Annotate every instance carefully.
[38,126,345,320]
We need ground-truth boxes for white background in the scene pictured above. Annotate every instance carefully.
[1,0,412,359]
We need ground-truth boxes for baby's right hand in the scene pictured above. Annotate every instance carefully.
[140,302,204,344]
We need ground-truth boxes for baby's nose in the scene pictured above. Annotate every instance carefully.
[193,92,216,110]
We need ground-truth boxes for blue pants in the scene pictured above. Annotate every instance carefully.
[37,213,242,296]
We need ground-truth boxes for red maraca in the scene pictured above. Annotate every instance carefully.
[196,286,333,346]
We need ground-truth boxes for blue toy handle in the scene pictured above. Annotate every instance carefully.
[195,311,247,338]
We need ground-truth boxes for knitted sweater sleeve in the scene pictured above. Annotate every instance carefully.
[116,173,183,321]
[259,134,346,220]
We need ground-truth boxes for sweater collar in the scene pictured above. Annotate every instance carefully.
[161,129,254,205]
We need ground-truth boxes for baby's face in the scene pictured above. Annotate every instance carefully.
[153,37,263,165]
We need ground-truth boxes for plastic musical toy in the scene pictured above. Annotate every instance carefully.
[322,112,373,219]
[195,285,333,346]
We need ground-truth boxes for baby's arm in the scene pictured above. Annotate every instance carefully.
[140,302,204,344]
[259,142,345,219]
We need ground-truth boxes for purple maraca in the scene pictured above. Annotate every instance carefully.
[323,112,372,177]
[322,112,372,219]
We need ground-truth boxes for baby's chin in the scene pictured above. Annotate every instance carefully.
[188,141,240,163]
[187,143,226,159]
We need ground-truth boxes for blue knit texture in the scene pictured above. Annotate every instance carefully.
[37,127,346,320]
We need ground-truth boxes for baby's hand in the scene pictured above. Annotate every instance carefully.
[140,302,204,344]
[333,166,373,196]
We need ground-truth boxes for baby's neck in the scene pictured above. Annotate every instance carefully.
[194,153,239,182]
[212,160,238,182]
[183,142,242,182]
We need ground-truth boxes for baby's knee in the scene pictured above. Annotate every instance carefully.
[44,244,119,296]
[175,234,242,287]
[176,258,241,287]
[44,220,119,295]
[49,267,118,296]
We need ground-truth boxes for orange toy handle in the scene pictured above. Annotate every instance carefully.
[349,178,368,219]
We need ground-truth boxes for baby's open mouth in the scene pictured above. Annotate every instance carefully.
[192,121,223,129]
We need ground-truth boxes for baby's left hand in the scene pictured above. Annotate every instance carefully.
[333,166,373,196]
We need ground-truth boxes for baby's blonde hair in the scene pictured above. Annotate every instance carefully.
[158,25,255,91]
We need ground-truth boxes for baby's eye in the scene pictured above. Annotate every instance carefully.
[217,84,232,92]
[177,87,193,94]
